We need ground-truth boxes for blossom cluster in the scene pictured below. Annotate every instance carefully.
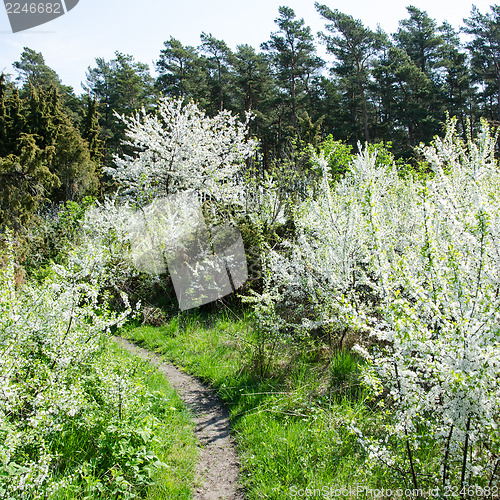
[0,232,168,497]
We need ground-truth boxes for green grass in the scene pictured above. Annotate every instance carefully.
[121,309,380,499]
[108,341,197,500]
[46,340,197,500]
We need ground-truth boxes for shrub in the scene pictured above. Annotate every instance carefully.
[247,118,500,489]
[0,237,172,498]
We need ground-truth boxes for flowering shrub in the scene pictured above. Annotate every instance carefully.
[251,119,500,489]
[0,237,172,498]
[109,97,257,205]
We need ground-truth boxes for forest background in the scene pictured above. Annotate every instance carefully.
[2,3,500,229]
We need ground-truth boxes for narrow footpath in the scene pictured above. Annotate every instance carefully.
[115,337,245,500]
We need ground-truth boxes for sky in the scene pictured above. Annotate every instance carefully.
[0,0,496,94]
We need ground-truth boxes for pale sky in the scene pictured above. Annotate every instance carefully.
[0,0,496,94]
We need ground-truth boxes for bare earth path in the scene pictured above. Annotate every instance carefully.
[115,337,245,500]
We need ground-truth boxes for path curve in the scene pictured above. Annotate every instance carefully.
[115,337,245,500]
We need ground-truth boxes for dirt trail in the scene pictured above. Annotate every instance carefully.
[115,337,245,500]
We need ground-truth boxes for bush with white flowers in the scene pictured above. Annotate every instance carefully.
[252,118,500,489]
[0,234,173,498]
[109,97,257,205]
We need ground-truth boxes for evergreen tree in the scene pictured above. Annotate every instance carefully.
[463,5,500,122]
[26,85,62,150]
[84,52,156,166]
[156,37,209,104]
[0,78,98,218]
[80,96,103,196]
[80,96,103,163]
[231,44,276,168]
[0,134,60,230]
[298,110,324,147]
[439,22,473,134]
[199,32,234,113]
[390,7,451,140]
[52,117,99,202]
[262,6,323,133]
[13,47,80,115]
[26,86,99,202]
[0,83,25,157]
[231,44,273,112]
[393,6,445,80]
[0,74,10,157]
[84,57,113,131]
[13,47,62,91]
[372,45,437,151]
[316,3,382,142]
[306,75,350,140]
[111,52,156,113]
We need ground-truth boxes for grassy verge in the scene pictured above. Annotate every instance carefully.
[46,340,197,500]
[121,309,379,499]
[107,340,197,500]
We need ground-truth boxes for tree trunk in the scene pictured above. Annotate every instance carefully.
[359,80,370,142]
[497,74,500,122]
[218,61,223,111]
[356,60,370,142]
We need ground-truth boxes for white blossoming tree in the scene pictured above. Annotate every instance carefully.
[250,118,500,490]
[108,97,257,205]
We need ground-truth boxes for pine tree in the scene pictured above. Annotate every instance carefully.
[84,57,113,131]
[84,52,156,167]
[372,45,437,150]
[262,6,323,132]
[439,22,473,134]
[463,5,500,122]
[12,47,78,112]
[393,6,445,79]
[231,44,273,112]
[13,47,62,91]
[111,52,156,113]
[199,33,234,113]
[316,3,382,142]
[156,37,209,103]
